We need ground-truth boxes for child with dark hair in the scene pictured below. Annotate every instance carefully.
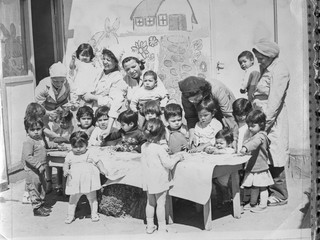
[73,105,95,137]
[240,110,274,213]
[142,100,162,122]
[50,109,74,143]
[130,70,169,127]
[63,131,108,224]
[206,128,235,154]
[141,119,184,234]
[164,103,189,154]
[69,43,99,106]
[102,110,146,152]
[189,98,222,153]
[21,117,59,216]
[237,50,260,101]
[89,105,113,146]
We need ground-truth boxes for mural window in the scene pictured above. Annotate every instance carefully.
[134,17,144,27]
[145,16,155,26]
[0,0,28,77]
[158,14,168,26]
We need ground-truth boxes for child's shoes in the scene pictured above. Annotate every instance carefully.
[65,215,75,224]
[22,192,31,204]
[250,205,267,213]
[33,207,50,217]
[146,224,157,234]
[91,213,100,222]
[243,203,257,211]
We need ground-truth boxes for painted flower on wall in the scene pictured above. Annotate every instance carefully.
[148,36,159,47]
[131,40,149,59]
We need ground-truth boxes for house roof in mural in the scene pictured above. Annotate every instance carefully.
[130,0,198,24]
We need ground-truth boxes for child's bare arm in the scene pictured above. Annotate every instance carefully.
[69,52,77,70]
[96,160,108,176]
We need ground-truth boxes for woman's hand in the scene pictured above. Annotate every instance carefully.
[64,170,71,178]
[82,93,97,102]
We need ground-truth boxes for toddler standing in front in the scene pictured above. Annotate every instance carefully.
[164,103,189,154]
[69,43,99,107]
[238,51,260,102]
[141,119,184,234]
[63,131,108,223]
[189,98,222,153]
[240,110,274,213]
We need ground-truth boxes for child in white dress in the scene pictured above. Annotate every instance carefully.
[141,118,184,234]
[63,131,108,223]
[189,98,223,153]
[240,110,274,213]
[69,43,99,107]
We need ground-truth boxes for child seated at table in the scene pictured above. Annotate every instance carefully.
[89,105,114,146]
[141,118,184,234]
[63,131,108,224]
[164,103,189,154]
[101,109,146,153]
[189,98,222,153]
[240,110,274,213]
[130,70,169,128]
[205,128,235,154]
[140,99,163,126]
[21,116,59,216]
[49,109,74,143]
[73,105,95,138]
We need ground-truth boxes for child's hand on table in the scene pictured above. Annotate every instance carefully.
[239,147,247,155]
[204,146,216,154]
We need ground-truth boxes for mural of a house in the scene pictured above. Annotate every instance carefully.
[130,0,198,32]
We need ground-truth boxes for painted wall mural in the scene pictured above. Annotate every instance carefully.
[64,0,210,103]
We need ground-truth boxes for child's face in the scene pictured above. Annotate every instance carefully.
[96,115,109,130]
[235,114,246,123]
[79,52,91,63]
[27,124,43,140]
[121,122,134,132]
[198,109,214,126]
[72,144,87,155]
[145,112,157,121]
[167,116,182,130]
[248,123,260,135]
[60,120,72,130]
[238,56,254,70]
[79,115,93,129]
[215,138,228,149]
[143,75,156,90]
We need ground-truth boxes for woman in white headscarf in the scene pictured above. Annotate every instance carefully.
[252,39,290,206]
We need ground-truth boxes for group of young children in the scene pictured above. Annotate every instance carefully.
[21,43,273,234]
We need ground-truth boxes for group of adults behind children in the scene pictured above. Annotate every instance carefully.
[23,38,290,231]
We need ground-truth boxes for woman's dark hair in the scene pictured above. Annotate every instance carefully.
[76,106,94,121]
[69,131,89,148]
[143,70,157,82]
[180,77,212,99]
[142,100,162,117]
[195,97,219,115]
[143,118,166,143]
[238,51,254,61]
[215,128,234,145]
[24,116,44,133]
[76,43,95,60]
[102,48,119,72]
[164,103,183,120]
[246,109,266,131]
[118,109,138,128]
[122,56,145,71]
[232,98,252,118]
[95,105,110,121]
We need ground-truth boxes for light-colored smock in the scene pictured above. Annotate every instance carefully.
[252,58,290,167]
[194,118,223,146]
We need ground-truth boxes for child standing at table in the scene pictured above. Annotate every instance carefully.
[238,51,260,101]
[21,117,59,216]
[102,109,146,152]
[240,110,274,213]
[89,105,114,146]
[141,119,184,234]
[73,105,95,138]
[164,103,189,154]
[130,70,169,128]
[189,98,222,153]
[63,131,108,223]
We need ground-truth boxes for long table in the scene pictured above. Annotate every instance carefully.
[46,148,250,230]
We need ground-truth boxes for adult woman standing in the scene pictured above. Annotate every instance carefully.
[252,39,290,206]
[83,48,127,136]
[178,76,238,148]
